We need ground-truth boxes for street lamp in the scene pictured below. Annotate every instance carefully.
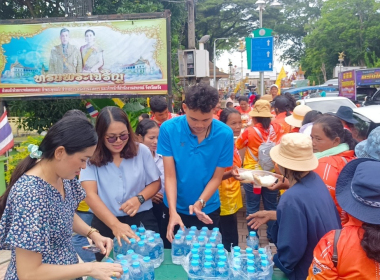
[255,0,282,95]
[213,37,229,88]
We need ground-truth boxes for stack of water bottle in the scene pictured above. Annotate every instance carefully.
[103,225,164,280]
[172,227,273,279]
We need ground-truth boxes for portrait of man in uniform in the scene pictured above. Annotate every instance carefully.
[48,28,82,74]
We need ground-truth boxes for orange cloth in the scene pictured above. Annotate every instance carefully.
[272,112,291,134]
[236,122,281,170]
[307,215,379,280]
[235,106,252,114]
[213,114,219,120]
[219,146,243,216]
[313,151,356,223]
[291,127,300,133]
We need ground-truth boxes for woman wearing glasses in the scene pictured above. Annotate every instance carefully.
[80,106,161,261]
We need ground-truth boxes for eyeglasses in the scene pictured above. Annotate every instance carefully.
[106,133,129,143]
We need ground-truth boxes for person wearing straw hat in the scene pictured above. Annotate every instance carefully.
[355,126,380,161]
[285,104,312,133]
[307,158,380,279]
[247,133,341,280]
[236,100,282,239]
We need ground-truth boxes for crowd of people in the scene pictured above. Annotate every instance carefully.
[0,83,379,280]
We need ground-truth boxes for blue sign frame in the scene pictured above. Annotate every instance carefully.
[250,37,273,72]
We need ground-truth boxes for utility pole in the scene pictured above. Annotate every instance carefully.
[183,0,196,93]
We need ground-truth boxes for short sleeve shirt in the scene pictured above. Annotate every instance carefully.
[0,175,85,280]
[157,116,234,214]
[80,143,161,216]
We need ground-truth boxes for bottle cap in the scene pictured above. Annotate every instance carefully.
[204,262,212,268]
[205,255,213,261]
[261,260,269,267]
[186,235,192,240]
[260,254,267,260]
[217,244,224,250]
[174,234,181,240]
[247,260,255,266]
[192,254,199,260]
[193,242,200,248]
[127,249,134,255]
[138,227,145,233]
[131,225,137,230]
[247,253,255,260]
[116,254,124,260]
[200,231,207,236]
[233,252,241,257]
[189,231,196,236]
[233,246,241,252]
[132,254,139,260]
[191,248,198,254]
[249,231,257,237]
[217,261,226,268]
[143,256,151,262]
[233,265,241,271]
[198,236,205,242]
[130,238,136,243]
[140,235,146,240]
[177,229,183,235]
[205,243,212,250]
[213,227,219,232]
[210,237,216,242]
[190,226,197,230]
[120,260,128,266]
[123,266,129,273]
[138,241,144,246]
[154,233,160,239]
[148,237,154,242]
[258,248,266,254]
[247,266,256,273]
[204,249,212,255]
[201,226,208,231]
[132,261,140,268]
[246,247,253,254]
[191,260,199,266]
[219,256,227,262]
[218,249,225,255]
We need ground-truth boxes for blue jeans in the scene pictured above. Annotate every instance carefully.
[72,211,96,262]
[243,183,278,241]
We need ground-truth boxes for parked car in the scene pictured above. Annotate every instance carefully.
[296,97,356,114]
[352,105,380,141]
[284,86,339,100]
[321,78,338,87]
[362,88,380,106]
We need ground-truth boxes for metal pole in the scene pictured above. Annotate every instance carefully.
[187,0,196,49]
[213,39,217,88]
[259,7,264,96]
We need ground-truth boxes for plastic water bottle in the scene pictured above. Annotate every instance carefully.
[205,243,213,251]
[215,261,229,278]
[142,257,155,280]
[190,248,198,261]
[130,238,138,252]
[219,255,227,266]
[209,236,217,248]
[190,253,200,263]
[131,261,144,280]
[203,262,214,277]
[190,226,197,233]
[184,235,192,256]
[188,231,197,242]
[145,230,155,238]
[247,231,259,250]
[231,265,242,280]
[247,266,258,280]
[197,236,206,248]
[146,237,159,268]
[258,260,271,280]
[233,246,241,254]
[217,244,224,251]
[199,231,208,243]
[205,255,215,269]
[171,234,184,264]
[247,260,255,271]
[138,227,146,235]
[140,235,147,242]
[122,265,131,280]
[116,254,126,263]
[188,260,201,280]
[136,241,149,257]
[246,247,253,255]
[153,233,164,264]
[258,248,266,255]
[216,249,225,264]
[132,254,143,265]
[212,228,222,242]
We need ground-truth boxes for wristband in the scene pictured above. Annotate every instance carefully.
[86,227,99,239]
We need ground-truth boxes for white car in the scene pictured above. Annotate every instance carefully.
[296,97,357,114]
[353,105,380,141]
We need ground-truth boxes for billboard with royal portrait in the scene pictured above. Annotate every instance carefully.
[0,15,169,98]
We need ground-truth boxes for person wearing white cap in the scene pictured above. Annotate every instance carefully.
[247,133,341,280]
[270,84,279,99]
[285,105,312,133]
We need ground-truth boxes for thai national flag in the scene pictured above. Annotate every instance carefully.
[85,102,99,118]
[0,109,14,156]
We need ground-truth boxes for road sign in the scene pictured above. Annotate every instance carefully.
[250,36,273,72]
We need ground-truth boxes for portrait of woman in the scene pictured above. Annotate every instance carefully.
[80,29,104,73]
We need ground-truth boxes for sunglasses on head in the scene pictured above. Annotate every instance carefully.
[106,133,129,143]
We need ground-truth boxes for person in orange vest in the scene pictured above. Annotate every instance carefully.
[311,115,356,224]
[218,108,243,250]
[272,96,292,134]
[150,96,177,126]
[307,158,380,280]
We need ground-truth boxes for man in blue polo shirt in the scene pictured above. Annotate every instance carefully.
[157,83,234,247]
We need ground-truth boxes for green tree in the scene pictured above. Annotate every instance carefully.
[301,0,380,84]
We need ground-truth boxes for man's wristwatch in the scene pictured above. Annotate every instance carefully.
[197,198,206,209]
[136,194,145,205]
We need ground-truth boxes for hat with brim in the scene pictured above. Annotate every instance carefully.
[328,106,358,124]
[269,133,319,171]
[336,158,380,224]
[260,94,273,102]
[249,100,273,118]
[354,126,380,160]
[285,105,312,128]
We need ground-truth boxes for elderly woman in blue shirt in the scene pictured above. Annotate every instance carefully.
[80,106,161,261]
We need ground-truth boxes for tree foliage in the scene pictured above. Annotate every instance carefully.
[300,0,380,83]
